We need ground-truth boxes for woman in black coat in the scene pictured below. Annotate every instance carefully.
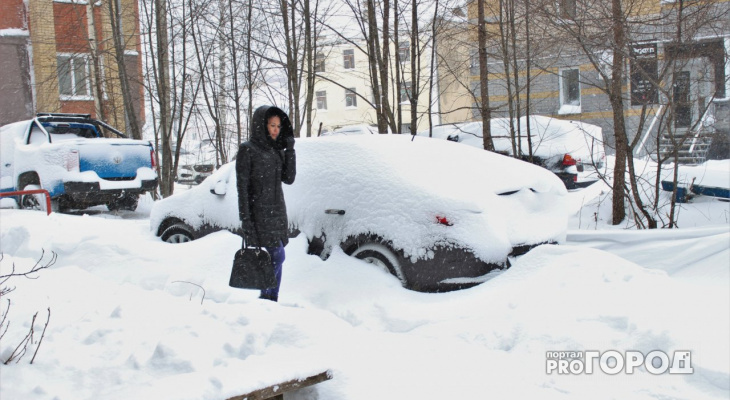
[236,105,296,301]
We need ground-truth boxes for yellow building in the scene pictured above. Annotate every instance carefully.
[0,0,144,133]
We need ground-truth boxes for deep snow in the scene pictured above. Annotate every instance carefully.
[0,160,728,399]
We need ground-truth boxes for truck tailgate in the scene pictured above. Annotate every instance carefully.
[78,142,152,179]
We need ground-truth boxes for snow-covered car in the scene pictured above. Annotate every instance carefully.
[150,135,569,292]
[0,113,158,212]
[322,124,390,136]
[420,116,606,189]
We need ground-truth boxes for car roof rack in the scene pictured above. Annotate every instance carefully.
[35,113,127,138]
[36,112,92,119]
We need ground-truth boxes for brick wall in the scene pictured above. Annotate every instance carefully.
[0,0,26,30]
[53,2,90,53]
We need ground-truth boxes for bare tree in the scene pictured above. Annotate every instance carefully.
[477,0,495,150]
[155,0,173,197]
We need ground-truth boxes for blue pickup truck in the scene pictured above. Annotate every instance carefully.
[0,113,158,212]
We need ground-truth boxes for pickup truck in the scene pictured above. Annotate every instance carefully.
[0,113,158,212]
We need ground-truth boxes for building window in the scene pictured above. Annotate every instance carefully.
[345,88,357,107]
[557,0,576,19]
[559,68,581,114]
[343,49,355,69]
[57,54,92,99]
[316,90,327,110]
[370,85,383,106]
[470,49,479,76]
[400,81,412,103]
[315,52,326,73]
[398,42,410,62]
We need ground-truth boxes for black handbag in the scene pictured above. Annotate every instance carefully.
[229,236,276,290]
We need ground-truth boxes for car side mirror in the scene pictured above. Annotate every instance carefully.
[210,180,227,196]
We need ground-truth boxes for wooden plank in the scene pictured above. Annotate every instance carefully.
[226,370,332,400]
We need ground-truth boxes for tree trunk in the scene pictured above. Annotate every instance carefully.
[155,0,173,197]
[477,0,494,150]
[228,0,242,145]
[304,0,314,137]
[366,0,387,133]
[394,1,402,133]
[410,0,418,134]
[246,0,253,141]
[609,0,626,225]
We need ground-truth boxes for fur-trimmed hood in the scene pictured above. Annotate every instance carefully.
[250,105,293,151]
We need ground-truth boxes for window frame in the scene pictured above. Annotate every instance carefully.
[556,0,577,20]
[400,81,412,104]
[316,90,328,110]
[398,41,410,62]
[57,53,93,101]
[345,88,357,108]
[559,67,581,114]
[315,52,326,73]
[469,49,479,76]
[343,49,355,69]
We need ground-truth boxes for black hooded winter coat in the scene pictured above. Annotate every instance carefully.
[236,106,296,247]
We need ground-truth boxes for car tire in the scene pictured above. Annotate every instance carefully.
[351,243,407,286]
[161,223,194,243]
[20,184,57,212]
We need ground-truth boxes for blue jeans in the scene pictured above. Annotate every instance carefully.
[260,242,285,301]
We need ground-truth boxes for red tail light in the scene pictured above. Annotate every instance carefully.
[436,216,453,226]
[562,154,578,166]
[150,147,157,170]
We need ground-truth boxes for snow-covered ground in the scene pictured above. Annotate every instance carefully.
[1,168,729,399]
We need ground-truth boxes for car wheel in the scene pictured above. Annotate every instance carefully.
[351,243,407,286]
[20,184,56,212]
[160,223,194,243]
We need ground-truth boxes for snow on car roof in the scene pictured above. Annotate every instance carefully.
[421,116,605,162]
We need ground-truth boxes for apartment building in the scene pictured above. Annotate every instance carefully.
[311,39,435,135]
[458,0,729,161]
[434,12,478,125]
[0,0,144,132]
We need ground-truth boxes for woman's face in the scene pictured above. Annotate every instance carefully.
[267,116,281,140]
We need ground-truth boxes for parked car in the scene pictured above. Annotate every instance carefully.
[322,124,390,136]
[173,140,218,185]
[176,163,215,185]
[420,116,606,189]
[0,113,158,212]
[150,135,568,292]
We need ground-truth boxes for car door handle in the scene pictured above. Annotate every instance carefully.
[325,209,345,215]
